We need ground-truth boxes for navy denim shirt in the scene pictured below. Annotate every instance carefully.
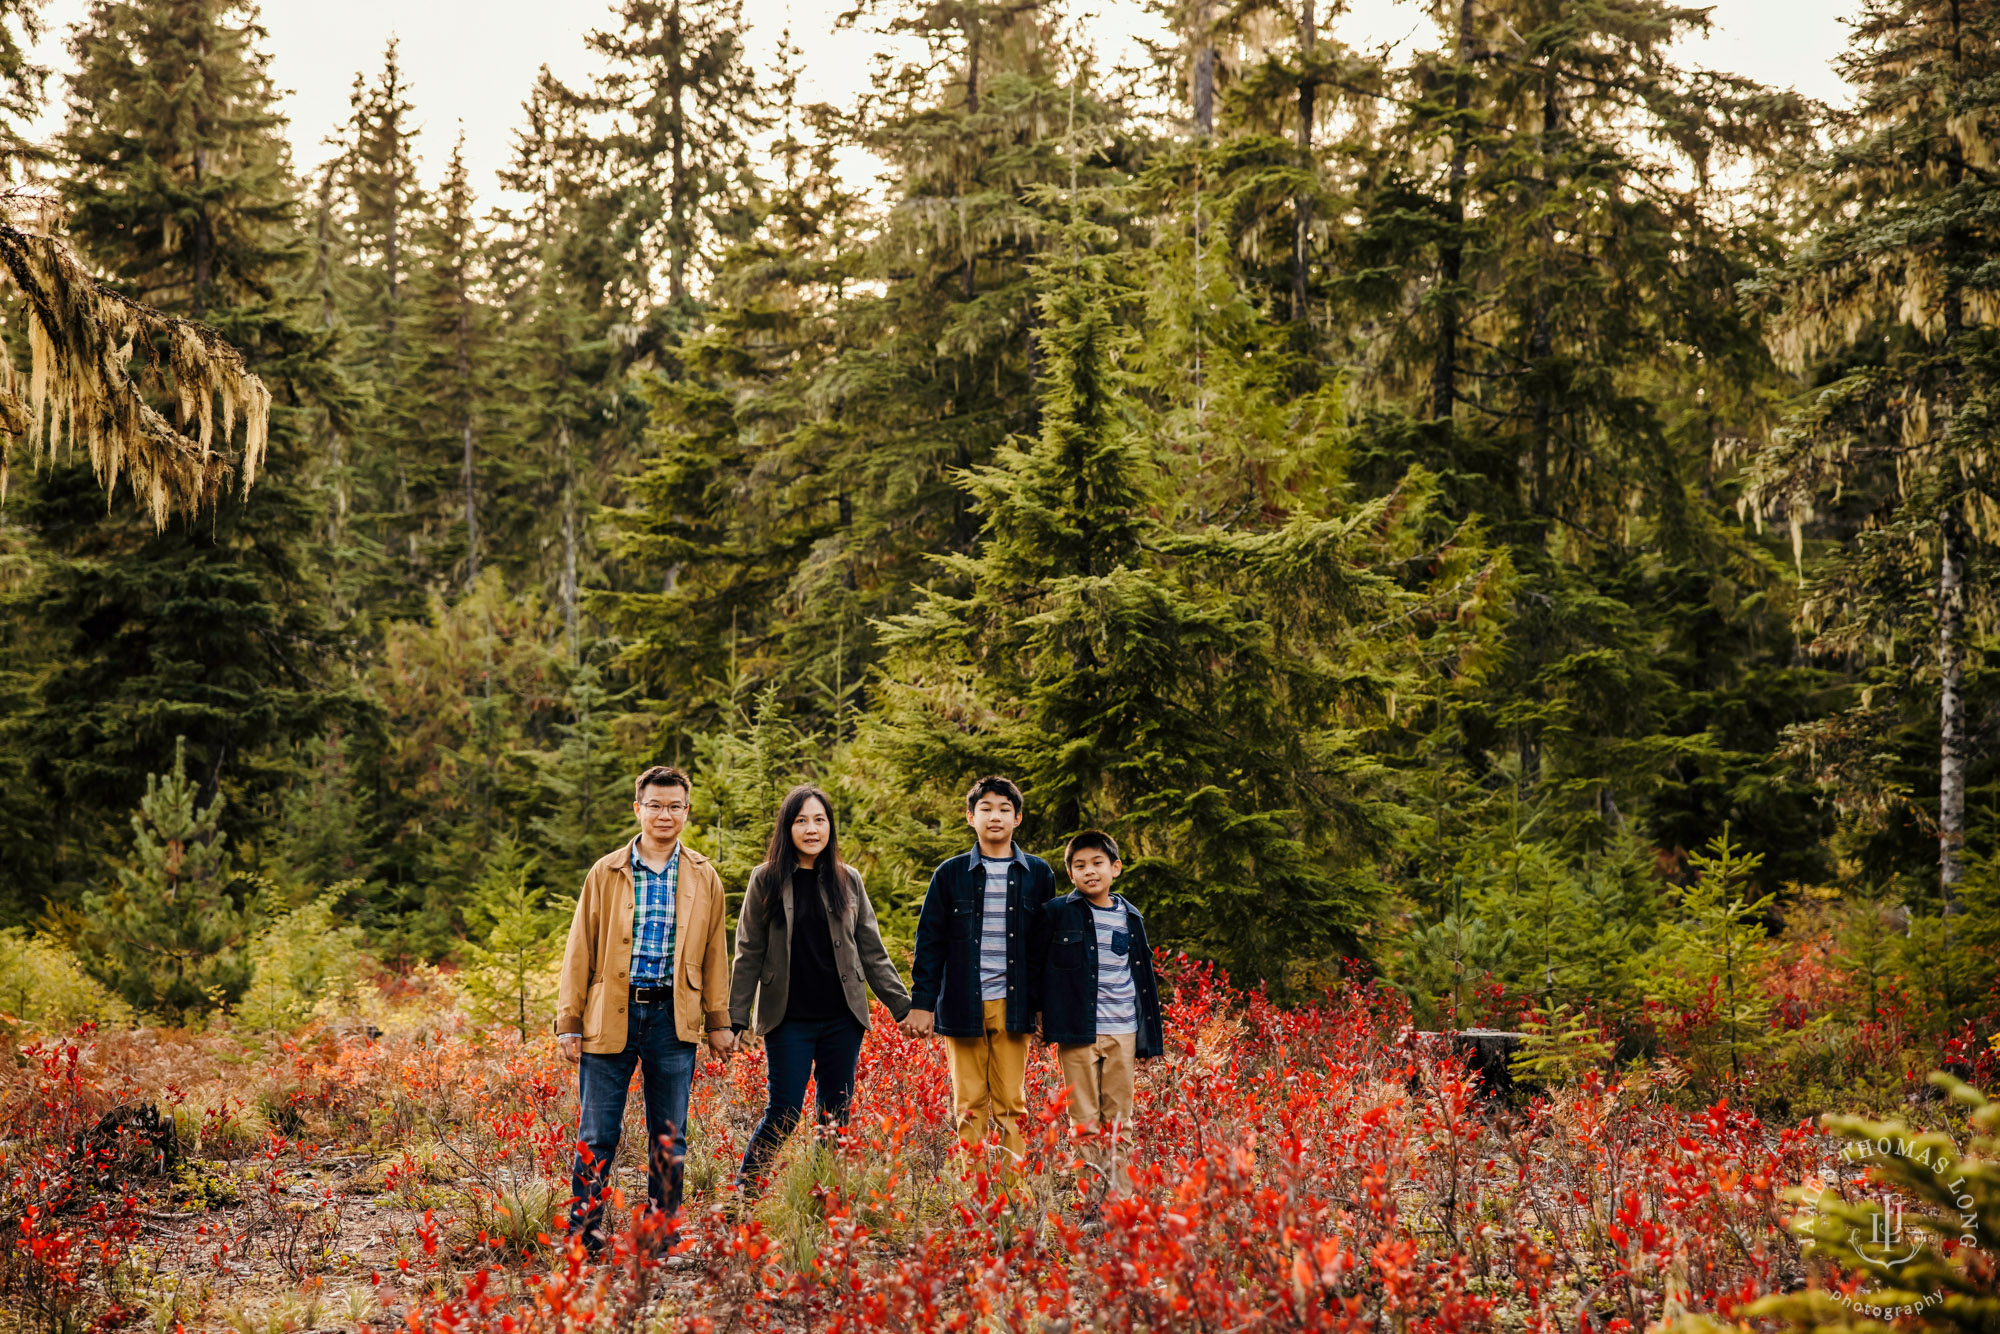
[1028,890,1165,1058]
[909,845,1056,1038]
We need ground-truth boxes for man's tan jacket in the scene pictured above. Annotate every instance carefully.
[555,840,732,1053]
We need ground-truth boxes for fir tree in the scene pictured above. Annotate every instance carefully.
[872,235,1475,984]
[583,0,766,315]
[1741,0,2000,916]
[78,738,253,1022]
[236,891,367,1031]
[488,72,648,648]
[602,16,1129,742]
[271,727,372,889]
[386,133,490,594]
[365,574,566,958]
[5,0,358,904]
[460,838,563,1041]
[528,660,639,879]
[334,40,428,607]
[0,0,47,181]
[597,47,866,738]
[1644,826,1777,1085]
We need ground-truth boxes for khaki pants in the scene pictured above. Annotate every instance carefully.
[1057,1032,1136,1196]
[945,997,1029,1159]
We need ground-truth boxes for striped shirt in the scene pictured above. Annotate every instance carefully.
[979,855,1012,1000]
[1091,897,1138,1035]
[629,838,680,986]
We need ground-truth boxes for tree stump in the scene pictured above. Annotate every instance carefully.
[1408,1029,1527,1099]
[70,1102,180,1185]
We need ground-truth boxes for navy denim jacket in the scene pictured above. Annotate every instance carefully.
[909,845,1056,1038]
[1028,890,1165,1058]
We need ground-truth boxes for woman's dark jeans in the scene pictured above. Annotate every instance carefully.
[738,1013,866,1187]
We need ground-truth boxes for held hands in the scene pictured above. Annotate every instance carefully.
[901,1008,935,1039]
[558,1034,582,1065]
[707,1028,738,1058]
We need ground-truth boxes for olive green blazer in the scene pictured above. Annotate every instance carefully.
[727,862,912,1035]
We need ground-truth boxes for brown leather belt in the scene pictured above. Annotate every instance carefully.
[629,984,670,1003]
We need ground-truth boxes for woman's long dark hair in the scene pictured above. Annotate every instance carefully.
[762,783,848,921]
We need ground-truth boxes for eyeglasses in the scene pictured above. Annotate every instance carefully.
[639,802,689,816]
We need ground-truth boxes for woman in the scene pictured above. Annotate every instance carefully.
[728,783,912,1190]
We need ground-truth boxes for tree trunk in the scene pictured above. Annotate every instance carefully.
[461,415,478,587]
[560,424,579,657]
[1290,0,1316,324]
[384,124,401,347]
[1192,0,1216,138]
[962,21,981,299]
[1431,0,1474,421]
[1939,502,1966,915]
[190,147,211,318]
[669,0,689,307]
[1937,0,1967,917]
[458,272,478,588]
[1528,74,1556,512]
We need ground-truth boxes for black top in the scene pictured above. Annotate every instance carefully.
[786,865,845,1021]
[1027,891,1166,1058]
[908,847,1058,1039]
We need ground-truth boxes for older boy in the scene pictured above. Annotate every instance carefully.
[904,776,1056,1160]
[555,764,736,1252]
[1029,830,1164,1200]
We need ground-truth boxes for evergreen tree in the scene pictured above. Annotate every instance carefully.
[1741,0,2000,915]
[597,50,868,737]
[1644,826,1778,1085]
[364,573,567,958]
[488,72,649,647]
[583,0,766,316]
[871,234,1483,984]
[77,738,253,1022]
[602,14,1130,743]
[1305,0,1830,891]
[336,40,428,608]
[386,133,491,594]
[0,0,48,181]
[460,837,563,1040]
[3,0,358,906]
[270,727,372,889]
[528,660,639,878]
[236,891,367,1030]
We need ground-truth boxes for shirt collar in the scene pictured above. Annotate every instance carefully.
[968,843,1027,867]
[630,836,680,876]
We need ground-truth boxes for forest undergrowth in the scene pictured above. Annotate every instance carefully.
[4,958,1994,1334]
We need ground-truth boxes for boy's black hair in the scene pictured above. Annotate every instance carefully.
[964,775,1025,814]
[1064,829,1121,865]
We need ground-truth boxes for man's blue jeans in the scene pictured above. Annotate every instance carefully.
[569,997,697,1242]
[737,1013,866,1187]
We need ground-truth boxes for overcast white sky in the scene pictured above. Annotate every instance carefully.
[28,0,1857,200]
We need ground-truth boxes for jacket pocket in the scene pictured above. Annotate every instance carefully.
[1052,928,1086,971]
[685,959,703,986]
[950,906,977,941]
[583,980,606,1040]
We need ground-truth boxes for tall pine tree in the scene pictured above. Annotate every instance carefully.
[1741,0,2000,915]
[3,0,357,907]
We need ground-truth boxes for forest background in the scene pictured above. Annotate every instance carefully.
[0,0,1995,1111]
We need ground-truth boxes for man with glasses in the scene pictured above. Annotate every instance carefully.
[556,765,736,1254]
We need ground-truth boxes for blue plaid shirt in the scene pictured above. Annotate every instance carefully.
[629,838,680,987]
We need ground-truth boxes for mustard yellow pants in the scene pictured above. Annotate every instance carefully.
[945,997,1029,1159]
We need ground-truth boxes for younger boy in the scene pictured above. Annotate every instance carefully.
[1029,830,1164,1200]
[905,776,1057,1160]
